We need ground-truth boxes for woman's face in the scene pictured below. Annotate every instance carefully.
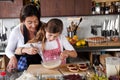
[23,15,39,33]
[46,31,60,41]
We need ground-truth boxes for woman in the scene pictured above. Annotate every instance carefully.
[5,3,42,72]
[23,18,77,64]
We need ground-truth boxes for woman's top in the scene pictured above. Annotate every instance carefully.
[24,35,75,63]
[5,23,41,65]
[5,24,24,58]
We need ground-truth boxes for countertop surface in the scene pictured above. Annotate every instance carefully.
[27,64,61,75]
[27,64,86,76]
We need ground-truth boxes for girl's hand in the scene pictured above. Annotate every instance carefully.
[60,50,69,60]
[7,56,17,72]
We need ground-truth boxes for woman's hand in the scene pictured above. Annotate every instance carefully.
[7,56,17,72]
[15,47,39,55]
[22,47,39,55]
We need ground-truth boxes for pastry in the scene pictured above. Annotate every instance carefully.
[78,63,88,71]
[77,63,87,67]
[67,64,77,69]
[68,67,79,72]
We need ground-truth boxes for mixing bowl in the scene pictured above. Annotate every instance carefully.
[41,56,62,69]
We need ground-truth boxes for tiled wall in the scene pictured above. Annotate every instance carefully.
[0,15,119,42]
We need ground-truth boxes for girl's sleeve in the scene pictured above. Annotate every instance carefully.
[61,35,75,50]
[5,29,18,58]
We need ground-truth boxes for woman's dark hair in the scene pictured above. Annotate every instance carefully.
[20,3,42,43]
[20,3,41,23]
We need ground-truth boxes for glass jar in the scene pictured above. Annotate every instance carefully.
[95,3,101,14]
[106,57,120,78]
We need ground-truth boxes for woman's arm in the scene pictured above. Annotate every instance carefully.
[15,43,39,55]
[5,27,19,58]
[5,26,20,72]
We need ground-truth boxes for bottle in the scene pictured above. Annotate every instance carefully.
[0,71,6,80]
[92,1,96,14]
[101,2,105,14]
[109,2,115,14]
[93,54,100,66]
[30,0,40,11]
[95,3,101,14]
[105,2,110,14]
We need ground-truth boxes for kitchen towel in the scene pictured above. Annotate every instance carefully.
[17,56,28,71]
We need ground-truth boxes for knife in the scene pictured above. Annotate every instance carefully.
[58,68,64,76]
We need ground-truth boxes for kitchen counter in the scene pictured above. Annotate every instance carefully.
[27,64,86,76]
[74,41,120,52]
[74,46,120,52]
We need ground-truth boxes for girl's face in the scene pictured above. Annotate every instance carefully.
[23,15,39,33]
[46,31,60,41]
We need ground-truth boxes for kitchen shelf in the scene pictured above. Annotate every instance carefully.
[74,46,120,52]
[93,0,120,2]
[74,41,120,52]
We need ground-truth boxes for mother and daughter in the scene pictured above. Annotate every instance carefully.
[7,18,77,71]
[26,18,77,63]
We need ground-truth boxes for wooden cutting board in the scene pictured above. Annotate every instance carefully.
[59,64,86,75]
[27,64,87,76]
[27,64,61,75]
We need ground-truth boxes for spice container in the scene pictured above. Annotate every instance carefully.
[95,3,101,14]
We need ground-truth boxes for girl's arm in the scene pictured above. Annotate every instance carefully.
[60,35,77,58]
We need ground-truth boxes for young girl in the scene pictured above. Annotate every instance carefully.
[22,18,77,64]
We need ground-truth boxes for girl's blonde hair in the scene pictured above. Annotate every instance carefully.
[29,18,63,51]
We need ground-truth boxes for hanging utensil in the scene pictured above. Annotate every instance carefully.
[114,15,119,35]
[74,17,83,35]
[77,17,83,27]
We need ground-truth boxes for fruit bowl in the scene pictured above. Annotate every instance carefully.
[41,56,62,69]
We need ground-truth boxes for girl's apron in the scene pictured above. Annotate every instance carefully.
[43,39,65,64]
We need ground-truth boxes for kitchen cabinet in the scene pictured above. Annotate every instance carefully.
[75,0,92,16]
[0,0,23,18]
[40,0,91,17]
[40,0,75,17]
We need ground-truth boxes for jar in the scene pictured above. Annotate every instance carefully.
[118,6,120,13]
[106,57,120,78]
[95,3,101,14]
[0,71,6,80]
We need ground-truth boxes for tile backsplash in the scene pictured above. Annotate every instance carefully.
[0,15,119,43]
